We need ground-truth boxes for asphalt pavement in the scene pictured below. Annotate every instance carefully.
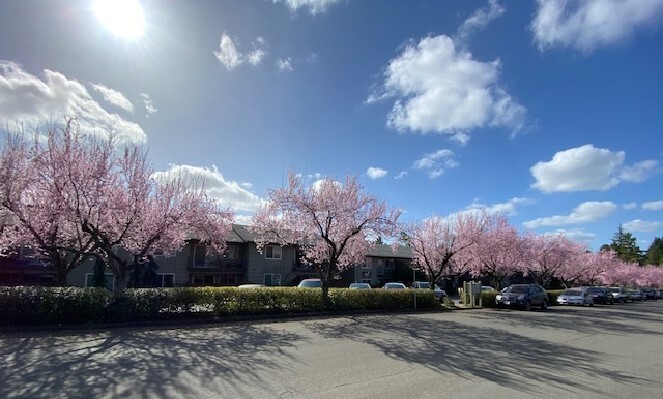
[2,300,663,398]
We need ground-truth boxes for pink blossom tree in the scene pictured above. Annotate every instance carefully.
[464,214,524,289]
[73,142,233,290]
[522,232,587,288]
[402,211,489,291]
[1,118,234,289]
[251,172,401,303]
[556,249,618,287]
[601,261,640,287]
[636,265,663,287]
[0,120,98,284]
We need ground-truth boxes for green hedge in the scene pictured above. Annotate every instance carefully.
[0,286,438,327]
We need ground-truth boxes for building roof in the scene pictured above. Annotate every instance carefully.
[230,224,411,258]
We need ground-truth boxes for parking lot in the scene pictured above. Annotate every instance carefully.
[2,301,662,399]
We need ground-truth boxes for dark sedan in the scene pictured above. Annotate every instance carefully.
[585,286,614,305]
[495,284,548,310]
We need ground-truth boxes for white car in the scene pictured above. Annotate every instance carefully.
[557,288,594,306]
[349,282,371,289]
[297,278,322,288]
[383,282,406,290]
[411,281,447,300]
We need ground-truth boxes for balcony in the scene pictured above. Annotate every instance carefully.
[292,259,314,272]
[190,258,245,271]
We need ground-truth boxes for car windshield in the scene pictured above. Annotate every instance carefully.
[350,283,369,289]
[586,287,602,293]
[385,283,404,289]
[417,282,430,288]
[608,287,620,293]
[505,285,528,294]
[299,280,321,288]
[564,289,582,296]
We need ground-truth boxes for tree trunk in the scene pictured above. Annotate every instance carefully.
[54,267,68,286]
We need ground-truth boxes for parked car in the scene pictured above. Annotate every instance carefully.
[481,286,496,292]
[626,289,644,301]
[584,286,614,305]
[656,290,663,299]
[237,284,267,288]
[607,286,628,303]
[411,281,447,300]
[383,282,407,290]
[349,282,371,289]
[640,287,657,300]
[297,278,322,288]
[557,287,594,306]
[495,284,548,310]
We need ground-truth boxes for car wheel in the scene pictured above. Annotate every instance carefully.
[524,300,532,311]
[589,302,594,307]
[541,300,548,310]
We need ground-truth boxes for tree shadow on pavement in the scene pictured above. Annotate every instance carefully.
[306,314,653,397]
[471,304,663,336]
[0,324,304,399]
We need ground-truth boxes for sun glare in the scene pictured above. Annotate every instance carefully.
[93,0,145,39]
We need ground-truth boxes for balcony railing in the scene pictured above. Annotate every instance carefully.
[190,258,245,271]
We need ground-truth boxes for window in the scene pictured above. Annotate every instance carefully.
[85,273,115,290]
[265,245,282,260]
[372,258,384,268]
[156,273,175,287]
[194,244,207,267]
[264,274,281,286]
[384,259,395,270]
[224,245,239,259]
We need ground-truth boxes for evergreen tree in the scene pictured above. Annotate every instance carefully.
[644,237,663,266]
[606,225,643,264]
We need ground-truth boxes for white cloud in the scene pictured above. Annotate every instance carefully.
[523,201,617,228]
[623,202,638,210]
[412,149,459,179]
[214,33,267,70]
[151,164,263,213]
[277,57,293,71]
[0,61,146,143]
[139,93,157,117]
[394,171,408,180]
[271,0,343,14]
[619,160,659,182]
[369,35,526,137]
[530,144,659,193]
[456,0,505,43]
[623,219,662,233]
[643,200,663,211]
[366,167,388,180]
[466,197,534,217]
[551,228,596,242]
[531,0,663,53]
[91,83,134,113]
[214,33,243,70]
[247,49,267,66]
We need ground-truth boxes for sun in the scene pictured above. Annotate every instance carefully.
[93,0,145,39]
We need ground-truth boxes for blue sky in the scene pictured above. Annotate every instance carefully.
[1,0,662,251]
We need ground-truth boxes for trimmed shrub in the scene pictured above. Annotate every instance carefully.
[480,291,498,308]
[547,289,563,306]
[0,285,437,327]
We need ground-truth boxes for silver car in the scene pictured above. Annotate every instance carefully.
[349,282,371,289]
[557,288,594,306]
